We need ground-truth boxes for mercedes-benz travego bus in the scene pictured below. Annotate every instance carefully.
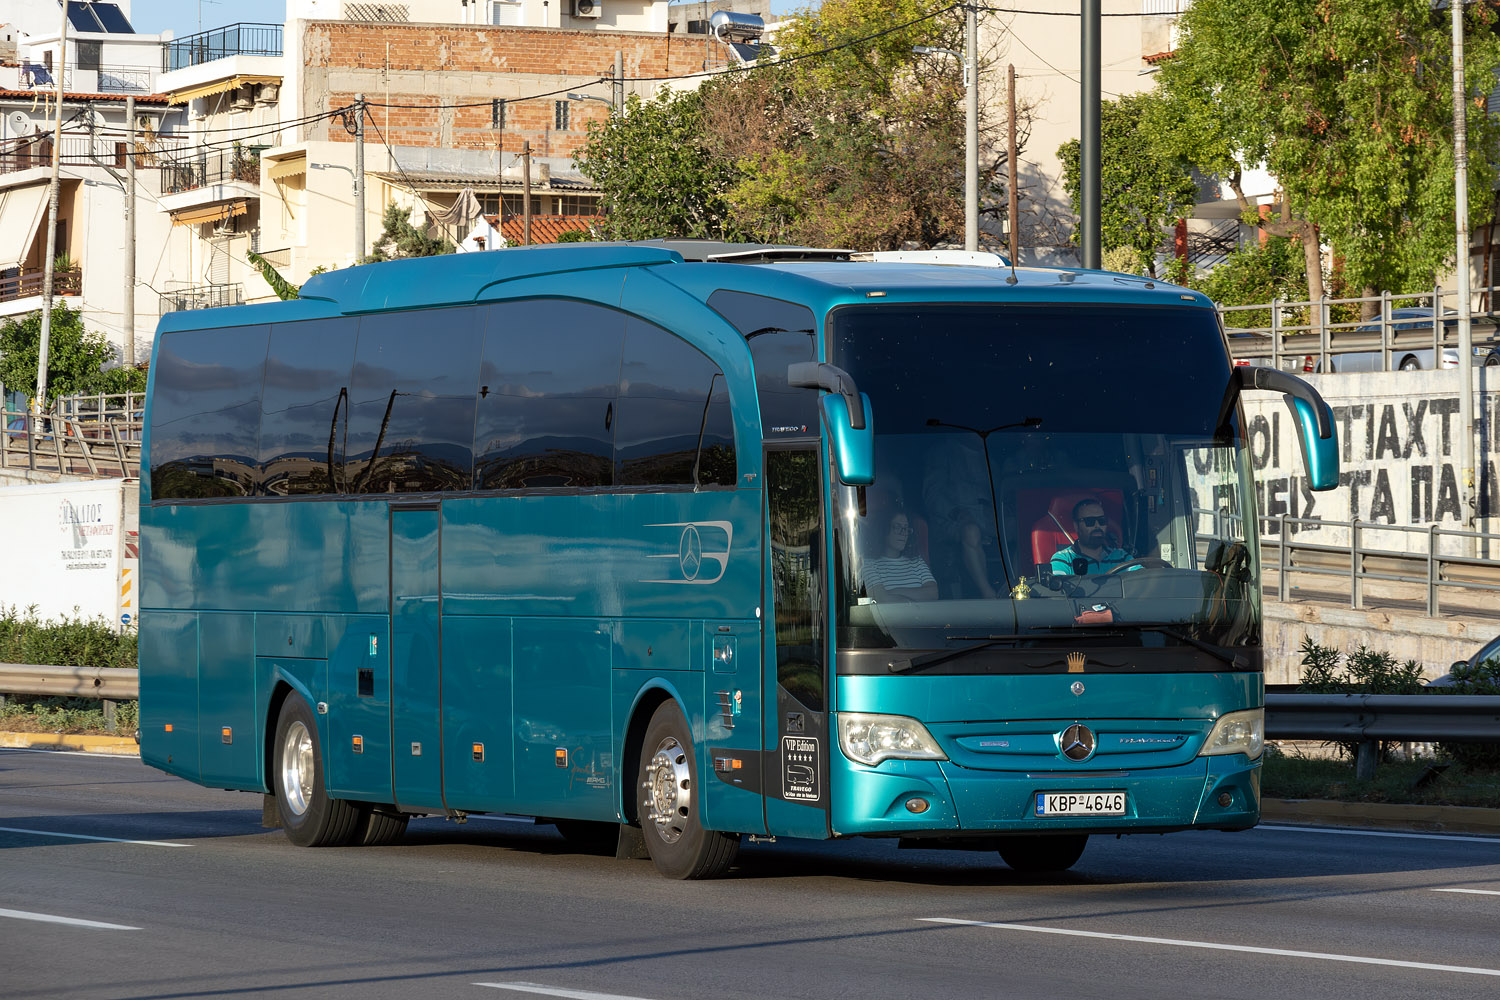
[139,242,1338,879]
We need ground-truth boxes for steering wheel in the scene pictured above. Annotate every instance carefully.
[1105,557,1172,575]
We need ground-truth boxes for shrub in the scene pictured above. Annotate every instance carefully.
[0,606,137,734]
[1296,637,1424,761]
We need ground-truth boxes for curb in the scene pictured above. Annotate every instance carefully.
[0,731,139,756]
[1263,797,1500,836]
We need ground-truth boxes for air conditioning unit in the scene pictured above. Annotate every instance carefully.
[231,89,255,111]
[7,111,37,137]
[572,0,602,18]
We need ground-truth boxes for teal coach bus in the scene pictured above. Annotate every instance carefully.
[139,242,1339,879]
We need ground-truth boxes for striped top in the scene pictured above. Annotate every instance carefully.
[863,556,936,593]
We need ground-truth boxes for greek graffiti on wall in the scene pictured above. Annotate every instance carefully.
[1240,373,1499,553]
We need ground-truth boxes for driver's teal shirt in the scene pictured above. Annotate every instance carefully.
[1050,544,1131,575]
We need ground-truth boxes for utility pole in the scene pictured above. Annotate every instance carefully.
[1452,2,1478,547]
[614,50,624,112]
[124,95,136,369]
[1080,0,1101,269]
[1007,64,1018,267]
[353,94,366,262]
[964,4,978,252]
[522,139,533,246]
[36,4,68,413]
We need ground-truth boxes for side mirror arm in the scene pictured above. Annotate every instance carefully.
[787,361,866,430]
[1233,366,1333,439]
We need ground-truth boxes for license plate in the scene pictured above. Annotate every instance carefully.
[1035,791,1126,816]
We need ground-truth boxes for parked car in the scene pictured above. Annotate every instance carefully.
[1427,632,1500,688]
[1312,308,1500,373]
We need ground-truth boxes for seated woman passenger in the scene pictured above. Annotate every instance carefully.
[863,511,938,602]
[1050,497,1131,575]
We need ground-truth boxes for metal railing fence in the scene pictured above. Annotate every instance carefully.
[0,663,137,733]
[159,282,244,313]
[1263,514,1500,616]
[1219,284,1500,373]
[1264,692,1500,779]
[165,23,284,72]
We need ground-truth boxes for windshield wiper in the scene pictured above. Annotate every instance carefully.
[888,635,1029,674]
[1038,622,1246,668]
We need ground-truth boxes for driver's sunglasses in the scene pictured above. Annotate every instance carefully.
[1077,516,1107,527]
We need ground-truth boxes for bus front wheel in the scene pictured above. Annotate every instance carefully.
[637,701,739,879]
[273,695,363,848]
[997,834,1088,873]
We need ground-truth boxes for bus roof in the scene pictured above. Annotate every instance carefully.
[154,242,1215,336]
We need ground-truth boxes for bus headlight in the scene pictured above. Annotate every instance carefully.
[1199,708,1264,760]
[838,712,947,766]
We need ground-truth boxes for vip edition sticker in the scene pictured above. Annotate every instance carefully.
[781,736,819,801]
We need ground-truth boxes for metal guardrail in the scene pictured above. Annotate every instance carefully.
[1219,284,1500,373]
[1,407,142,479]
[1263,514,1500,616]
[1265,692,1500,780]
[0,663,137,733]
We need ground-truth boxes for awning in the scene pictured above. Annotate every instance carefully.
[171,201,248,227]
[166,74,281,106]
[267,154,307,183]
[0,182,50,269]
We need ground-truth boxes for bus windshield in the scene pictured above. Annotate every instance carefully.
[829,302,1259,654]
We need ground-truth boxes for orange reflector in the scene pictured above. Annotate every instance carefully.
[555,748,568,768]
[164,724,173,732]
[473,743,485,762]
[221,727,232,744]
[731,758,742,769]
[352,735,364,754]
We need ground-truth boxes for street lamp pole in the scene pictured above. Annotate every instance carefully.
[965,4,978,251]
[1081,0,1101,269]
[1451,0,1477,545]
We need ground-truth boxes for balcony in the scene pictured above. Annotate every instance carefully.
[161,148,260,196]
[0,268,82,317]
[166,24,283,72]
[159,282,244,313]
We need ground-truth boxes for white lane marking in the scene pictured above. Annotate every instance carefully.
[920,917,1500,977]
[475,984,655,1000]
[1434,888,1500,896]
[0,825,190,847]
[1258,824,1500,845]
[0,907,140,930]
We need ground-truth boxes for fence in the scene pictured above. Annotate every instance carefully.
[1264,692,1500,779]
[0,268,81,304]
[159,282,244,313]
[1,403,142,479]
[165,23,284,72]
[0,663,137,733]
[1219,285,1500,373]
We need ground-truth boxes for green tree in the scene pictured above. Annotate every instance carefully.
[705,0,1021,249]
[0,302,138,403]
[365,203,454,261]
[247,251,300,300]
[1058,92,1198,277]
[573,86,748,241]
[1198,236,1308,328]
[1152,0,1500,304]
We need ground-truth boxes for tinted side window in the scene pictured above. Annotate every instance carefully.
[258,318,357,496]
[615,318,735,488]
[708,289,818,440]
[474,300,623,490]
[346,307,482,494]
[149,325,268,500]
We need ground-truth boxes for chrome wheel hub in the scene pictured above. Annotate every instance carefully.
[643,735,692,844]
[280,720,314,817]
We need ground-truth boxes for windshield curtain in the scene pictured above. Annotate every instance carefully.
[829,303,1259,652]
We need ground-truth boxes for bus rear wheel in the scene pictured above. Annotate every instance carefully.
[273,695,363,847]
[997,834,1088,873]
[637,701,739,879]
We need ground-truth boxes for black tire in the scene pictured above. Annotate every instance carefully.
[553,819,620,856]
[1485,354,1500,368]
[272,695,363,847]
[637,701,739,879]
[997,834,1088,873]
[1399,357,1420,371]
[354,806,409,847]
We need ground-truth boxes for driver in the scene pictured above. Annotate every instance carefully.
[1049,498,1131,575]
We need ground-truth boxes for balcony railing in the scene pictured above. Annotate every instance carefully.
[159,283,244,313]
[1143,0,1191,12]
[1,131,189,176]
[16,64,159,93]
[161,148,260,194]
[0,268,82,304]
[166,23,283,72]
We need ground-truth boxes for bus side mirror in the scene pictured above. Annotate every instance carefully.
[789,362,874,485]
[821,391,875,485]
[1234,366,1340,491]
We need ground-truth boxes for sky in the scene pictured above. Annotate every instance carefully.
[127,1,805,36]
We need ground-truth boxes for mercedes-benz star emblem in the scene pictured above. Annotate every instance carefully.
[1060,723,1097,762]
[679,525,703,581]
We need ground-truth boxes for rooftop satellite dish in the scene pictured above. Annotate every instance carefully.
[8,111,36,137]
